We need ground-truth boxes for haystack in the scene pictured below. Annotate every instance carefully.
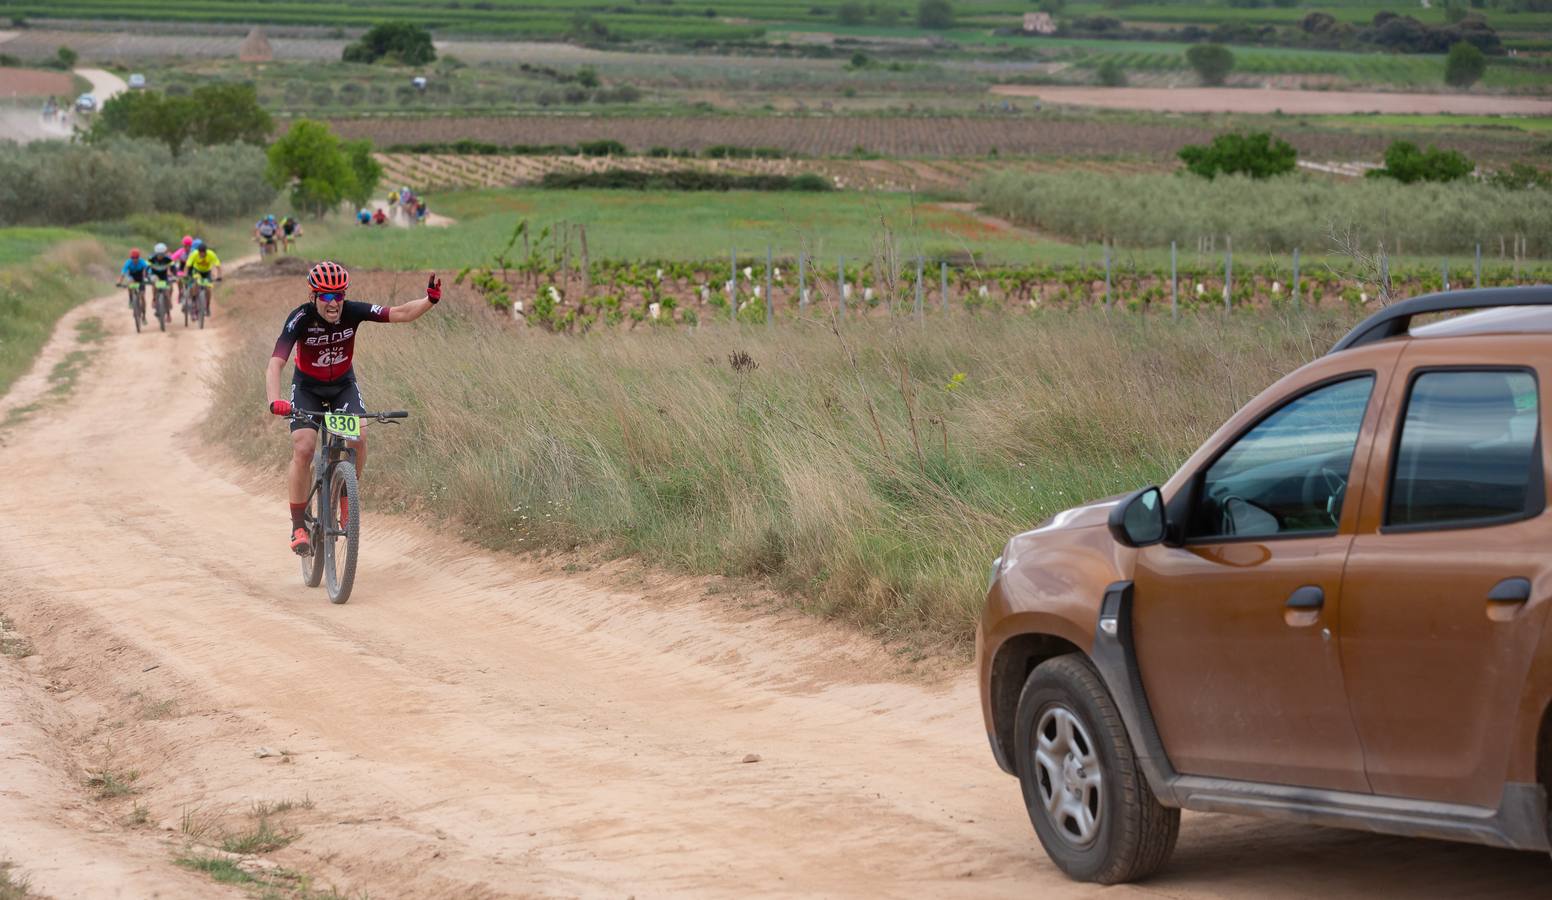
[238,27,273,63]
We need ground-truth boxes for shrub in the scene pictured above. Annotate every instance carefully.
[90,84,271,156]
[1445,40,1486,87]
[838,1,867,25]
[0,139,272,226]
[1486,163,1552,191]
[1096,59,1127,86]
[342,23,436,65]
[1367,140,1474,183]
[1185,43,1235,85]
[578,139,628,157]
[917,0,955,29]
[971,168,1544,254]
[1178,131,1297,179]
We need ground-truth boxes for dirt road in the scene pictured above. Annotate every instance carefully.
[1,276,1550,897]
[989,84,1552,116]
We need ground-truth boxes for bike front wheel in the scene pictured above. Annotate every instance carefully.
[300,487,324,588]
[323,461,360,604]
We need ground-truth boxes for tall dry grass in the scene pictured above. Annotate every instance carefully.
[208,295,1355,644]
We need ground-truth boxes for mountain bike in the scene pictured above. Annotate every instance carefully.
[186,272,214,328]
[151,276,172,331]
[290,407,409,604]
[120,280,146,332]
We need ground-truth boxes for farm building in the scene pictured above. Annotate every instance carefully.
[1022,13,1057,35]
[238,27,273,62]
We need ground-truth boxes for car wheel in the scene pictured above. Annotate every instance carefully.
[1014,654,1179,884]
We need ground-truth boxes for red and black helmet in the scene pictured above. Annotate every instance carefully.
[307,260,349,293]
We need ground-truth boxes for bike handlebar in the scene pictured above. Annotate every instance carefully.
[290,408,410,423]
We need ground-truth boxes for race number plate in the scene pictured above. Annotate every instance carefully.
[324,413,361,438]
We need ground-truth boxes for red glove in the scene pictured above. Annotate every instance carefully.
[426,274,442,304]
[269,400,292,416]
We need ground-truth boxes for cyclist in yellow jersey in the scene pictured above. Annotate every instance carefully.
[186,242,222,276]
[184,240,223,316]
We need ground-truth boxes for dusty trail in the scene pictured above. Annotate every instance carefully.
[1,275,1549,897]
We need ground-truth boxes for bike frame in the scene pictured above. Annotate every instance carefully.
[292,408,409,544]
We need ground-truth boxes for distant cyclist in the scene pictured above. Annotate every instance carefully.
[169,235,194,306]
[146,242,177,285]
[116,248,150,307]
[185,240,223,315]
[264,261,443,555]
[255,214,279,254]
[280,215,301,252]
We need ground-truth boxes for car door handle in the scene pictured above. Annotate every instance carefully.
[1488,577,1532,604]
[1286,585,1325,610]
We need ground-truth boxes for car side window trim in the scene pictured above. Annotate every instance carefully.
[1379,365,1544,536]
[1169,371,1378,546]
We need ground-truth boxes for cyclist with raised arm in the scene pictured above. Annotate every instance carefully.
[265,261,443,555]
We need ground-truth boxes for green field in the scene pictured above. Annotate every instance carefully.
[313,188,1059,269]
[11,0,1550,45]
[0,227,88,268]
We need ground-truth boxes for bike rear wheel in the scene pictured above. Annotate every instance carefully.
[323,461,360,604]
[156,290,168,331]
[131,290,143,332]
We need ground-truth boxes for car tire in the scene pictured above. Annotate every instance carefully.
[1014,654,1179,884]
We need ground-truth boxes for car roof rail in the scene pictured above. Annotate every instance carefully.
[1329,286,1552,355]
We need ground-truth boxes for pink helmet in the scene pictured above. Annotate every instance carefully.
[181,235,193,248]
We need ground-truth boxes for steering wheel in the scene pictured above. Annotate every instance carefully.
[1300,465,1348,526]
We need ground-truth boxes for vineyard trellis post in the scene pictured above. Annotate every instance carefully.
[1104,241,1112,311]
[799,252,807,311]
[730,246,737,323]
[765,245,773,325]
[1292,248,1300,309]
[1170,240,1177,319]
[940,262,948,312]
[1475,243,1482,289]
[915,256,924,322]
[838,255,846,317]
[1223,236,1232,313]
[1442,258,1449,292]
[1381,244,1390,303]
[579,225,590,296]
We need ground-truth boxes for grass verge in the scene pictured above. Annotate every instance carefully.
[0,238,109,397]
[208,291,1355,644]
[0,861,40,900]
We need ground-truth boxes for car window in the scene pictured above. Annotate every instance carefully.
[1387,370,1539,528]
[1188,376,1375,540]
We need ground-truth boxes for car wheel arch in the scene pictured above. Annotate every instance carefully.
[990,632,1086,772]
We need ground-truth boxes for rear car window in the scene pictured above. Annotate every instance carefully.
[1387,370,1540,528]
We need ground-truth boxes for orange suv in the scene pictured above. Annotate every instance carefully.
[977,288,1552,883]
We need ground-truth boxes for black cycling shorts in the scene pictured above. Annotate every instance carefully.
[289,376,367,433]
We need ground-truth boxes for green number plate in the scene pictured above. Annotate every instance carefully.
[324,413,360,438]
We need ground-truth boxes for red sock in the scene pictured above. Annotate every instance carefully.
[289,502,305,531]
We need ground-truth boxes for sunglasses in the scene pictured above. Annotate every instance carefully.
[314,292,346,303]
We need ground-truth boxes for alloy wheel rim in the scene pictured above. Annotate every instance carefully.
[1034,704,1104,848]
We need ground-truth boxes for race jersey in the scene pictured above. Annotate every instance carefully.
[187,250,221,274]
[257,220,277,238]
[145,254,177,280]
[121,258,150,281]
[169,247,188,265]
[272,301,391,384]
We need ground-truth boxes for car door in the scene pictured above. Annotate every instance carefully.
[1133,370,1387,792]
[1341,340,1552,808]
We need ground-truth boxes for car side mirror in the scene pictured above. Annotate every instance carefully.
[1108,486,1167,548]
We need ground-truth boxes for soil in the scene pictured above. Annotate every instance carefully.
[1,269,1551,896]
[988,85,1552,116]
[0,66,74,97]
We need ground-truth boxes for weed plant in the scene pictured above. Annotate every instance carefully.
[208,300,1353,642]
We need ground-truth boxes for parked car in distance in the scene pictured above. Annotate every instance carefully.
[128,73,147,89]
[979,287,1552,883]
[74,93,97,113]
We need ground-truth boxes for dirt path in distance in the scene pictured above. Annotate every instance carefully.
[990,84,1552,116]
[0,271,1549,896]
